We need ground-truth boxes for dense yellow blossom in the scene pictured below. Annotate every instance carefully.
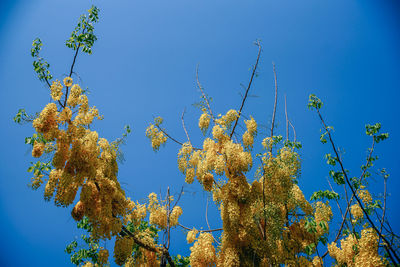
[329,228,385,266]
[66,84,82,107]
[314,201,333,235]
[199,112,211,133]
[145,124,167,151]
[32,141,45,158]
[170,206,183,227]
[350,203,364,221]
[358,189,372,205]
[114,236,134,266]
[50,80,63,101]
[187,228,198,243]
[32,103,58,139]
[30,76,129,241]
[215,109,238,127]
[98,249,109,265]
[190,232,216,267]
[63,76,73,87]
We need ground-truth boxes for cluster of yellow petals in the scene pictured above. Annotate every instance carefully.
[32,141,45,158]
[175,111,327,266]
[242,116,257,149]
[215,109,238,127]
[67,84,82,107]
[63,76,73,87]
[126,198,147,226]
[314,201,333,235]
[97,249,109,265]
[189,232,216,267]
[125,248,159,267]
[147,193,183,229]
[358,189,373,205]
[50,80,63,101]
[187,228,198,243]
[199,111,211,134]
[350,203,364,222]
[31,77,129,245]
[328,228,386,266]
[114,236,134,266]
[145,124,167,151]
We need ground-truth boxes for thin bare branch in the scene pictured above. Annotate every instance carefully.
[206,195,220,245]
[63,30,84,108]
[181,108,192,146]
[155,124,201,150]
[178,223,223,233]
[230,40,262,139]
[270,63,278,142]
[196,65,215,122]
[285,94,289,141]
[289,120,296,143]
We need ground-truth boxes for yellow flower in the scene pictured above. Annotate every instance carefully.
[32,141,45,158]
[63,76,73,87]
[50,80,63,101]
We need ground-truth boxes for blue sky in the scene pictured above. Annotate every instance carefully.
[0,0,399,266]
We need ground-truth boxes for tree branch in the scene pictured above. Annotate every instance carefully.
[230,40,262,139]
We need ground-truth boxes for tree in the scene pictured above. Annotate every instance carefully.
[15,5,400,267]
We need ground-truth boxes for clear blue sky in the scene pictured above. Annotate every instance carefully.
[0,0,399,266]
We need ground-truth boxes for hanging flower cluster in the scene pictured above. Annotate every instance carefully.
[31,77,129,240]
[328,228,386,266]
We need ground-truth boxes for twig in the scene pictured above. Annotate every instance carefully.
[171,186,184,210]
[206,194,220,245]
[379,176,388,242]
[270,63,278,147]
[230,40,262,139]
[178,223,223,233]
[285,94,288,141]
[166,187,171,250]
[196,65,215,122]
[155,124,201,150]
[289,120,296,143]
[63,30,84,108]
[181,108,192,146]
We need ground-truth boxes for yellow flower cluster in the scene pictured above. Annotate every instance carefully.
[358,189,372,205]
[350,203,364,222]
[31,77,129,241]
[145,124,167,151]
[187,228,198,243]
[289,184,313,215]
[32,141,45,158]
[33,103,59,139]
[63,76,73,87]
[314,201,333,235]
[170,206,183,226]
[199,112,211,134]
[114,236,134,266]
[98,249,109,265]
[67,84,82,107]
[189,232,216,267]
[125,248,159,267]
[174,112,326,265]
[147,193,183,229]
[50,80,63,101]
[242,116,257,149]
[126,199,147,226]
[215,109,238,128]
[328,228,385,266]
